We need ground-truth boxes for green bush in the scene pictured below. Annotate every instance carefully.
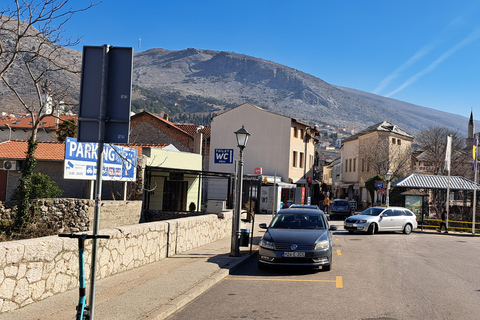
[12,173,63,200]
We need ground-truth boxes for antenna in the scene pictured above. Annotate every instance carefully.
[138,38,141,52]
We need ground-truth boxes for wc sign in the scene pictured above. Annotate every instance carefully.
[214,149,234,164]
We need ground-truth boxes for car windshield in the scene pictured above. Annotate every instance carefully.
[360,207,385,216]
[333,200,349,206]
[270,213,326,229]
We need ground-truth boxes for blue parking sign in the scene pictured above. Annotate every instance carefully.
[214,149,234,163]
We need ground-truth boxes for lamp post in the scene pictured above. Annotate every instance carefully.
[231,125,250,257]
[385,172,392,207]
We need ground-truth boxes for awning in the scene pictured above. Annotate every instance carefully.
[338,183,353,189]
[276,182,296,189]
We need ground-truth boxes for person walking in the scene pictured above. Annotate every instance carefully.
[438,209,448,233]
[324,196,330,214]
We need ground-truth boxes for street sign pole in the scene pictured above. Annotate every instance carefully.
[88,45,109,320]
[77,44,133,320]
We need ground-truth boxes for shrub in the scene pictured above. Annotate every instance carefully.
[12,173,63,200]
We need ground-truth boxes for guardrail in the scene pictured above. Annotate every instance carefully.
[420,218,480,233]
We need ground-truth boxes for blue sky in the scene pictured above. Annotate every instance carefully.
[64,0,480,118]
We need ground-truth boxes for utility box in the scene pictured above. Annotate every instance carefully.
[206,200,226,213]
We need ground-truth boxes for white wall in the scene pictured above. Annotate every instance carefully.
[209,103,291,184]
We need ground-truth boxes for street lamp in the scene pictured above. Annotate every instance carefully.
[231,126,250,257]
[385,172,392,207]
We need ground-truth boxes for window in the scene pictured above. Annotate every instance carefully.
[361,158,365,172]
[345,160,348,172]
[294,127,298,138]
[398,139,402,145]
[293,151,298,167]
[349,159,352,172]
[300,129,304,140]
[353,159,356,172]
[392,138,396,144]
[299,152,304,168]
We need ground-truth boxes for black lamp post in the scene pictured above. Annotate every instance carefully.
[231,125,250,257]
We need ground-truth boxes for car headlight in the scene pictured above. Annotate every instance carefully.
[358,220,367,223]
[314,240,329,250]
[260,239,275,250]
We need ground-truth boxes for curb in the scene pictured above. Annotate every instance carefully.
[152,250,258,320]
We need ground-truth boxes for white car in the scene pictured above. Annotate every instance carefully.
[344,206,417,235]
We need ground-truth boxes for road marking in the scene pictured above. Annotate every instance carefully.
[336,249,342,255]
[335,238,339,241]
[225,277,343,289]
[336,276,343,288]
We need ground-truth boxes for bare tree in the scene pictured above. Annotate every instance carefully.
[359,134,412,180]
[415,126,467,176]
[0,0,96,228]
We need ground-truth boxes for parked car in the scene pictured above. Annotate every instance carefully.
[329,199,351,219]
[288,204,320,210]
[258,208,337,271]
[344,206,418,235]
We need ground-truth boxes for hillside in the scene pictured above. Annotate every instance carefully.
[0,40,470,136]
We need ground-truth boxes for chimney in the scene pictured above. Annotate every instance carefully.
[163,114,168,121]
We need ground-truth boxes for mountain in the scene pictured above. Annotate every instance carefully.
[0,40,470,136]
[132,48,469,136]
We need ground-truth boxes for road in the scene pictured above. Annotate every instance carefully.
[167,227,480,320]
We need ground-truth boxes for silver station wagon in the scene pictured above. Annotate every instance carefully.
[344,206,417,235]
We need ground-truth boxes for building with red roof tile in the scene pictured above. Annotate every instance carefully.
[0,113,77,142]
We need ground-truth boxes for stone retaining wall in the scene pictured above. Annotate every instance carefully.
[0,211,233,314]
[0,199,143,233]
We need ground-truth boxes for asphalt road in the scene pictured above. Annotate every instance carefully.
[167,227,480,320]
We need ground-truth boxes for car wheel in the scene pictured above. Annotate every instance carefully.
[367,223,376,235]
[403,223,413,235]
[348,230,355,234]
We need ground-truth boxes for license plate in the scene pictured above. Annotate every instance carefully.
[346,223,353,227]
[283,251,305,258]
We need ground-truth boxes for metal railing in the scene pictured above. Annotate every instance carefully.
[420,218,480,233]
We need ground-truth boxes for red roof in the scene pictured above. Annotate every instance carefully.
[0,114,77,130]
[176,124,211,139]
[0,140,167,161]
[0,140,65,160]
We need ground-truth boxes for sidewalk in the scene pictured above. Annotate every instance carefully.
[1,214,273,320]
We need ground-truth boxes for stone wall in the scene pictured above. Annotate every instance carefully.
[0,211,233,313]
[0,199,143,233]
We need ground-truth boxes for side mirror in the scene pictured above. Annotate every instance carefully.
[329,225,338,231]
[259,223,268,229]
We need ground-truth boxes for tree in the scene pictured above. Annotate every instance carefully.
[415,126,467,176]
[1,1,95,228]
[56,118,77,141]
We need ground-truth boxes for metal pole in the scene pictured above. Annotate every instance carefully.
[473,136,478,235]
[386,180,390,207]
[231,148,244,257]
[89,44,109,320]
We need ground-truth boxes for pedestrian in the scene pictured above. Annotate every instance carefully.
[324,197,330,214]
[438,209,448,233]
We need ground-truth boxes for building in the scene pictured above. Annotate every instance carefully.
[339,121,414,207]
[0,114,77,142]
[208,103,319,210]
[130,111,210,170]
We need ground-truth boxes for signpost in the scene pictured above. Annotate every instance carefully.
[64,138,137,181]
[77,45,133,320]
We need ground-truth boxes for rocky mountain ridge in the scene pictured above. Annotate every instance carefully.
[0,42,470,136]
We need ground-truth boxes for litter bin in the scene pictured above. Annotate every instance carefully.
[239,229,250,247]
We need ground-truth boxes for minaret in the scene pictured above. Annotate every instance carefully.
[467,110,475,147]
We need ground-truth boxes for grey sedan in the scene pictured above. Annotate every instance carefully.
[258,209,337,271]
[344,206,418,235]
